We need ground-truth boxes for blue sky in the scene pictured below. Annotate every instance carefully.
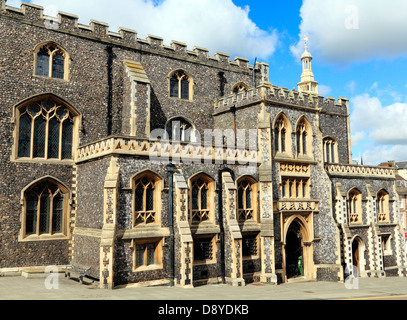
[7,0,407,166]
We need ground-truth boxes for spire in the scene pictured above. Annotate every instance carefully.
[298,36,318,94]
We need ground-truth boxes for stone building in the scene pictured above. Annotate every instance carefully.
[0,1,406,288]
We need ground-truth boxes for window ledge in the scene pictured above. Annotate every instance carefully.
[12,158,75,165]
[32,74,69,82]
[133,264,163,272]
[191,222,220,235]
[168,96,193,103]
[193,260,216,266]
[19,234,69,242]
[120,226,170,240]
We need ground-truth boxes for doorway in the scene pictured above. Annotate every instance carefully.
[285,221,304,279]
[352,239,360,269]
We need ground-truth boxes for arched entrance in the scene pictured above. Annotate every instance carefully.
[283,215,314,282]
[351,236,365,276]
[285,221,303,279]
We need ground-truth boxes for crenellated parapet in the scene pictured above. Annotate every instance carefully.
[214,82,349,115]
[326,163,396,179]
[1,1,260,73]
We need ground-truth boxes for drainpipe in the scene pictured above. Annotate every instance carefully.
[105,45,113,136]
[230,105,237,138]
[167,163,175,286]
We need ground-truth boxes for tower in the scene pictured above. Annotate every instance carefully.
[298,36,318,94]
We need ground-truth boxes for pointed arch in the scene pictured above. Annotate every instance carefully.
[132,170,163,226]
[236,175,258,223]
[13,93,80,162]
[168,69,194,100]
[231,82,249,96]
[377,189,390,222]
[188,172,215,224]
[20,176,71,240]
[165,116,197,142]
[323,135,338,163]
[347,188,362,224]
[34,41,70,80]
[295,116,313,158]
[272,112,292,156]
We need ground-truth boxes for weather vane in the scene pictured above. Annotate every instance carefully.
[304,35,309,49]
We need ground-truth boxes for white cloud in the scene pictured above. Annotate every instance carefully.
[291,0,407,64]
[318,85,332,96]
[351,93,407,145]
[351,131,365,147]
[350,92,407,164]
[16,0,278,60]
[360,145,407,166]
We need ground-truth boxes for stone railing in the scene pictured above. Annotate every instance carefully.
[325,164,395,179]
[75,136,258,165]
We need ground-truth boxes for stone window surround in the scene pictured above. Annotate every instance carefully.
[18,176,71,242]
[192,234,217,265]
[347,188,362,225]
[131,170,163,228]
[168,69,194,101]
[236,175,259,223]
[188,172,216,226]
[132,237,164,272]
[10,93,81,165]
[377,189,390,223]
[33,41,70,81]
[272,113,292,158]
[323,136,339,164]
[296,116,313,158]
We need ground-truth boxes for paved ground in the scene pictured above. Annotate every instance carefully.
[1,275,407,301]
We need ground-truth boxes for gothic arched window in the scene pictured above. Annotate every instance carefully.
[35,43,68,80]
[133,172,162,226]
[165,117,196,142]
[190,173,215,224]
[169,70,193,100]
[348,188,362,224]
[237,176,258,222]
[273,114,291,155]
[377,190,390,223]
[23,178,69,239]
[323,137,338,163]
[16,95,78,161]
[296,117,312,157]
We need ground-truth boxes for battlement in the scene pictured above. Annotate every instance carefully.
[0,1,260,73]
[214,82,349,115]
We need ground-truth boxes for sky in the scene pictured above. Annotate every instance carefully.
[7,0,407,166]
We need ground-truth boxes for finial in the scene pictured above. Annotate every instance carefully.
[303,35,309,50]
